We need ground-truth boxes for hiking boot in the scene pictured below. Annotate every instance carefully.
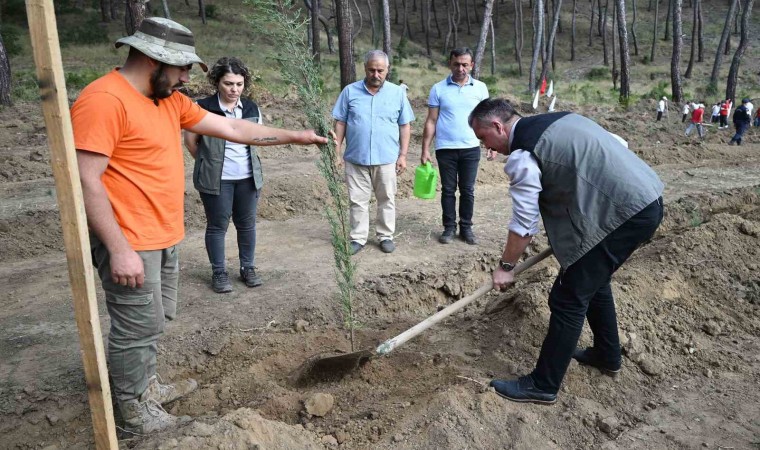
[460,229,479,245]
[118,398,185,436]
[438,228,455,244]
[240,267,263,288]
[143,374,198,405]
[211,270,232,293]
[572,347,622,375]
[490,376,557,405]
[379,239,396,253]
[350,241,364,255]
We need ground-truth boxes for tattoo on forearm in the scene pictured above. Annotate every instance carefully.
[253,137,279,143]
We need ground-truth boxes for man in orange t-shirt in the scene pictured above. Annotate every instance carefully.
[71,18,327,436]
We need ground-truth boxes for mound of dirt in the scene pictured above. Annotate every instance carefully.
[133,408,324,449]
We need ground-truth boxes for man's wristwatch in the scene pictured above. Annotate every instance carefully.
[499,259,516,272]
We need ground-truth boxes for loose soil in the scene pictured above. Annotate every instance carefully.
[1,100,759,449]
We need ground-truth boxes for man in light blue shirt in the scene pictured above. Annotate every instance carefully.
[332,50,415,255]
[421,48,489,245]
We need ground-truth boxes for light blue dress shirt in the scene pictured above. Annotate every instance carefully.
[332,80,415,166]
[428,74,489,150]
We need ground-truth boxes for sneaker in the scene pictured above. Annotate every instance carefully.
[240,267,263,288]
[143,374,198,405]
[490,376,557,405]
[118,398,184,436]
[572,347,622,375]
[438,228,455,244]
[460,229,479,245]
[379,239,396,253]
[350,241,364,255]
[211,270,233,293]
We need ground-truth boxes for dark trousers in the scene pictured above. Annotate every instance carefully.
[436,147,480,232]
[656,111,663,121]
[731,122,750,143]
[530,198,664,394]
[682,114,688,123]
[200,178,260,273]
[719,115,728,127]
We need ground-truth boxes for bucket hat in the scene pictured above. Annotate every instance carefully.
[115,17,207,71]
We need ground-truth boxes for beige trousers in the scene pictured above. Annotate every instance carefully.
[345,161,397,245]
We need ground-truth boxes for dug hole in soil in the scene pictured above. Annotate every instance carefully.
[1,101,759,449]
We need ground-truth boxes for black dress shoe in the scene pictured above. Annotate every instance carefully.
[438,228,455,244]
[572,347,622,375]
[460,229,478,245]
[490,376,557,405]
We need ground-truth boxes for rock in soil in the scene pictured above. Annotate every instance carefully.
[304,393,335,417]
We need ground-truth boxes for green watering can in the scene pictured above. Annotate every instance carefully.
[413,162,438,199]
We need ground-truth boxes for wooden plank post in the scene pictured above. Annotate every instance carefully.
[24,0,119,448]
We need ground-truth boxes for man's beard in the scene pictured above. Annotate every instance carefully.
[149,64,179,101]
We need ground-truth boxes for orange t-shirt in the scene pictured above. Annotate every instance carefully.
[71,69,207,251]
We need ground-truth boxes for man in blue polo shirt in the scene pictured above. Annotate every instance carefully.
[332,50,415,255]
[421,48,490,245]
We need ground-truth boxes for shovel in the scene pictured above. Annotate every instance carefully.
[291,247,553,385]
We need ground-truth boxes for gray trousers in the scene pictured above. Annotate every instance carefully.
[90,234,179,402]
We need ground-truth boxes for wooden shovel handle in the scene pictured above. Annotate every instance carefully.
[375,247,553,355]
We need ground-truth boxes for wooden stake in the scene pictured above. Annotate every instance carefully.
[24,1,118,448]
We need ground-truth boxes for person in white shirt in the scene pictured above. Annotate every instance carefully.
[682,103,691,123]
[711,103,721,123]
[656,96,668,121]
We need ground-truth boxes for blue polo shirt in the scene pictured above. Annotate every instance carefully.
[428,74,489,150]
[332,80,415,166]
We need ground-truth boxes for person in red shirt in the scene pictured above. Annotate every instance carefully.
[719,99,731,129]
[685,103,705,138]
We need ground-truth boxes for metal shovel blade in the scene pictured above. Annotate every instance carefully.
[290,349,375,386]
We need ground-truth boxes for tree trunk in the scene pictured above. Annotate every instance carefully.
[529,0,544,93]
[110,0,119,19]
[402,0,410,39]
[696,0,703,61]
[589,0,595,46]
[473,0,496,79]
[452,0,460,49]
[617,0,631,98]
[684,0,697,78]
[431,0,442,37]
[631,0,639,55]
[664,0,671,39]
[671,0,684,102]
[444,0,453,53]
[725,1,738,54]
[394,0,400,23]
[335,0,356,88]
[465,0,472,34]
[125,0,147,34]
[571,0,577,59]
[309,0,322,63]
[161,0,171,18]
[383,0,393,62]
[725,0,754,100]
[100,0,111,22]
[0,33,11,106]
[612,0,618,88]
[598,0,604,35]
[490,19,496,75]
[540,0,562,81]
[352,0,364,42]
[515,0,524,74]
[650,0,658,61]
[367,0,378,46]
[425,0,432,56]
[602,0,610,65]
[198,0,207,25]
[709,0,737,87]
